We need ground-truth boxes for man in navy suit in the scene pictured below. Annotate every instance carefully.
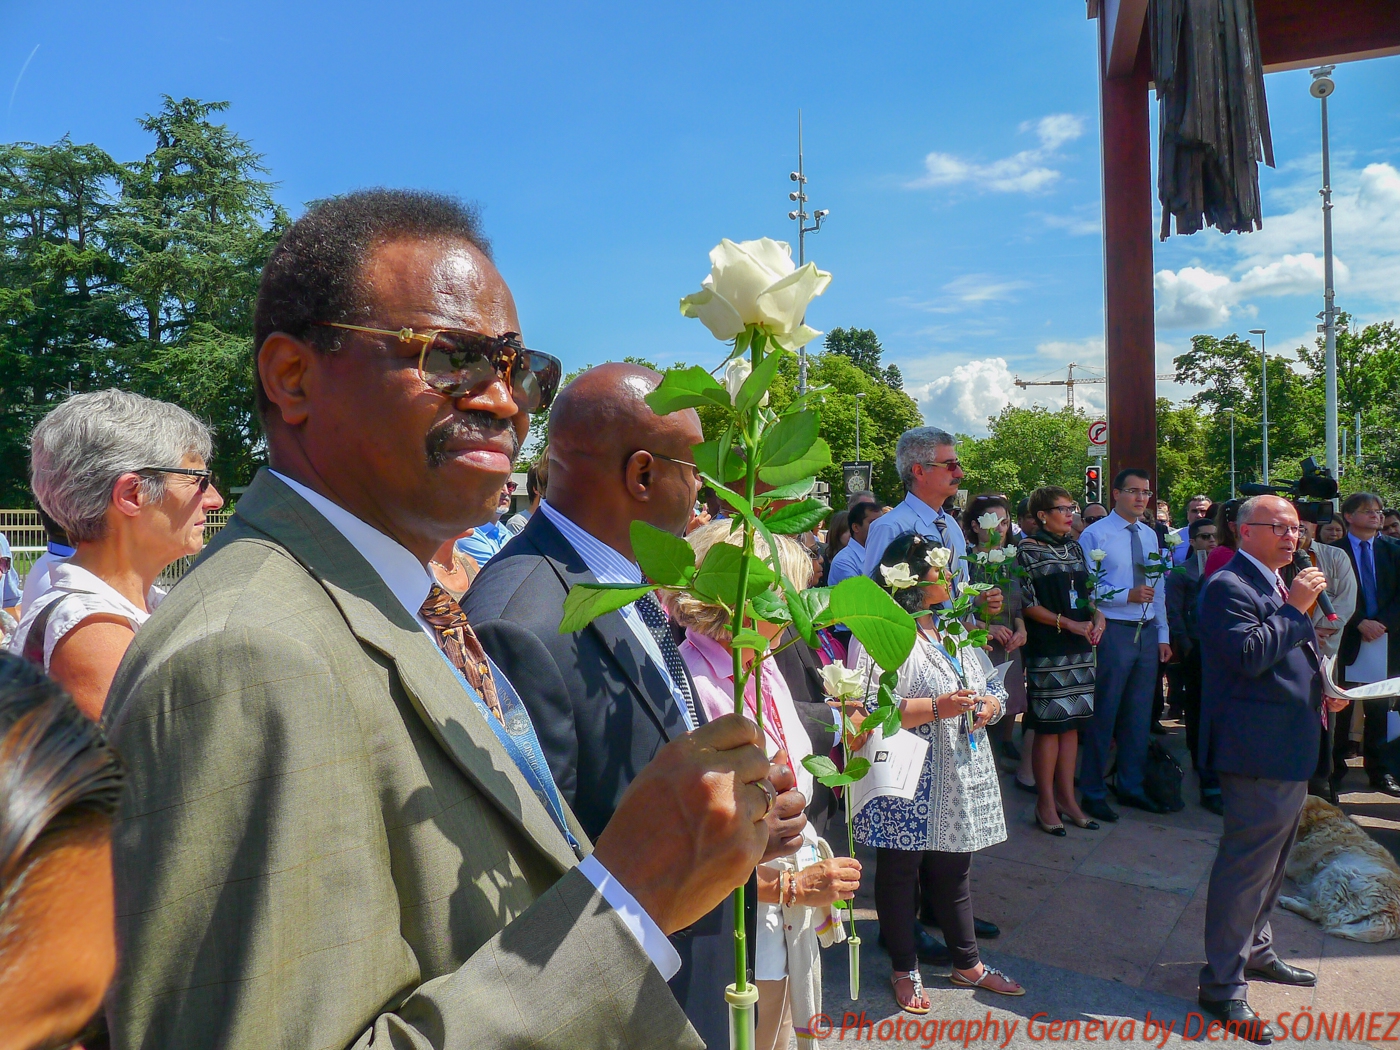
[1195,495,1347,1042]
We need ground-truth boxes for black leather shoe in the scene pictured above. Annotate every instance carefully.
[974,917,1000,939]
[1196,999,1277,1044]
[1116,791,1168,814]
[1081,797,1120,822]
[1244,958,1316,986]
[1369,773,1400,798]
[1200,792,1225,815]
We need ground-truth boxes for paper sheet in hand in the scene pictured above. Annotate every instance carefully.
[1345,636,1389,684]
[849,728,929,818]
[1321,655,1400,702]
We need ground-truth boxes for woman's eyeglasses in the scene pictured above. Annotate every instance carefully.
[138,466,213,494]
[317,323,562,415]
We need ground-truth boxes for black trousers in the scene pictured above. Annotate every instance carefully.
[875,848,977,972]
[1332,697,1396,782]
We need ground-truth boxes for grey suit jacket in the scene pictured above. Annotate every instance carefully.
[104,471,700,1050]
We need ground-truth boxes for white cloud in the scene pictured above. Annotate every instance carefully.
[1154,161,1400,330]
[1041,207,1101,236]
[909,357,1028,433]
[892,274,1030,315]
[906,114,1085,194]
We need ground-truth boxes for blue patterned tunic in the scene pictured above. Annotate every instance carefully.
[848,633,1008,853]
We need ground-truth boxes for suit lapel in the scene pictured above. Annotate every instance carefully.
[231,472,581,873]
[524,513,690,741]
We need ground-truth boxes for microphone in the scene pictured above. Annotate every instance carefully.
[1293,550,1339,622]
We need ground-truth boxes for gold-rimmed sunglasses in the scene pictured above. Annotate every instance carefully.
[316,322,562,415]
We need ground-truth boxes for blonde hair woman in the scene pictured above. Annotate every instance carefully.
[669,520,861,1050]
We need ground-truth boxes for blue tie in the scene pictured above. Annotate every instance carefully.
[1360,540,1379,619]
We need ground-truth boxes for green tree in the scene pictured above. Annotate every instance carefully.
[823,327,904,391]
[957,406,1094,506]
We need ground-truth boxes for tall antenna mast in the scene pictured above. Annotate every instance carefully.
[788,110,828,395]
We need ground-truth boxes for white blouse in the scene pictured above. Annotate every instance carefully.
[9,561,164,669]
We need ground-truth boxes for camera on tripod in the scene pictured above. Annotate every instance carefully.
[1239,456,1339,524]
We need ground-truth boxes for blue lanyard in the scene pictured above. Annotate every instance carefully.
[434,648,582,858]
[922,629,978,751]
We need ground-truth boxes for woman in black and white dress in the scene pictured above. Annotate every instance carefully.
[847,532,1022,1013]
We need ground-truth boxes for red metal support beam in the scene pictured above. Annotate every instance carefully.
[1099,19,1157,495]
[1257,0,1400,71]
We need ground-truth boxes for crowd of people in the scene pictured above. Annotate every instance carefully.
[1,188,1397,1050]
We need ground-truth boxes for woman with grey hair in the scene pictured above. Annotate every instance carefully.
[10,389,224,719]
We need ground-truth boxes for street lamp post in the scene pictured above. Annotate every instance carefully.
[1312,66,1340,479]
[788,110,828,397]
[1250,328,1268,484]
[855,392,866,463]
[1227,407,1236,499]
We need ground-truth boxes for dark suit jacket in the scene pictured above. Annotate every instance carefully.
[464,511,693,841]
[1198,551,1322,782]
[1330,533,1400,672]
[1166,554,1206,653]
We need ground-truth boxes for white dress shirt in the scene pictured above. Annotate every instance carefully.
[826,536,865,585]
[1239,548,1288,598]
[1078,509,1170,643]
[270,471,680,979]
[538,500,695,730]
[861,492,968,582]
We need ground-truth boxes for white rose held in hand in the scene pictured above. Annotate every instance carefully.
[976,511,1003,532]
[986,548,1006,565]
[1002,546,1018,560]
[1090,549,1107,564]
[679,237,832,350]
[880,562,920,591]
[1165,531,1183,548]
[820,663,866,702]
[723,357,769,407]
[926,547,952,571]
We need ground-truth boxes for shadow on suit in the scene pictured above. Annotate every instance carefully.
[1330,534,1400,782]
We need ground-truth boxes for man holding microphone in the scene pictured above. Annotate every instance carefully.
[1195,495,1348,1043]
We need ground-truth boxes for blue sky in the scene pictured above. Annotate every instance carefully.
[6,1,1399,434]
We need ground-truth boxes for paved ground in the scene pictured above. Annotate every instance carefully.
[815,720,1400,1046]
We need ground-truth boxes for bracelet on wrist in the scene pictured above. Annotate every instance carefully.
[1055,613,1063,632]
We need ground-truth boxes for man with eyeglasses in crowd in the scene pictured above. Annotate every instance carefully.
[1330,491,1400,798]
[1077,468,1174,822]
[103,191,784,1050]
[1195,495,1342,1041]
[1172,494,1214,565]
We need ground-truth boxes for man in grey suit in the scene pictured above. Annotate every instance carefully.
[103,190,782,1049]
[1195,495,1344,1043]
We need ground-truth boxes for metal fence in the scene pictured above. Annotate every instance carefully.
[1,508,236,587]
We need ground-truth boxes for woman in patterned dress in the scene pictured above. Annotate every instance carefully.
[1016,485,1106,836]
[847,532,1023,1013]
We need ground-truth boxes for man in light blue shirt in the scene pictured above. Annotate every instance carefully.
[862,426,971,585]
[457,482,515,565]
[829,500,885,585]
[1076,466,1174,821]
[1172,494,1213,565]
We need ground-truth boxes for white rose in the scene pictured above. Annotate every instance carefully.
[820,663,866,702]
[880,562,920,591]
[1164,531,1184,548]
[926,547,952,571]
[679,238,832,348]
[1089,548,1108,564]
[987,548,1006,565]
[722,357,769,406]
[976,511,1003,532]
[1002,546,1019,560]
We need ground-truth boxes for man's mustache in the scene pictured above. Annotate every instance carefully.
[425,412,521,469]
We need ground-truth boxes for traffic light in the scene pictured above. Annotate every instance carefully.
[1084,464,1102,505]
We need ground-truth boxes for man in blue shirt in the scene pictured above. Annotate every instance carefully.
[1172,494,1213,565]
[862,427,971,584]
[1077,467,1174,822]
[829,500,885,585]
[457,482,515,566]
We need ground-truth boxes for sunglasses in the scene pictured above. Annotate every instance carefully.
[317,323,562,415]
[138,466,214,493]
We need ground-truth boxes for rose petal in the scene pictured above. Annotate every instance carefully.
[775,323,823,351]
[709,239,786,325]
[755,262,833,335]
[735,237,796,278]
[680,283,744,341]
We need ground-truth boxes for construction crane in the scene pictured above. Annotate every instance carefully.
[1012,363,1179,410]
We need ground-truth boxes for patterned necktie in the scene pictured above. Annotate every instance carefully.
[419,583,504,724]
[1360,540,1379,619]
[634,591,700,729]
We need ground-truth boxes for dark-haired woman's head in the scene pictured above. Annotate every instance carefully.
[0,655,124,1050]
[961,494,1011,548]
[874,532,952,614]
[1215,499,1241,550]
[1028,485,1076,537]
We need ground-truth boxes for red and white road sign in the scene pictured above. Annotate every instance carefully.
[1088,420,1108,446]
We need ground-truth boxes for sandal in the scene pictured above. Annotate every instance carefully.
[891,969,932,1014]
[950,965,1025,996]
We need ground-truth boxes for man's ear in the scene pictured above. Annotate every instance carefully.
[257,333,317,427]
[624,450,654,502]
